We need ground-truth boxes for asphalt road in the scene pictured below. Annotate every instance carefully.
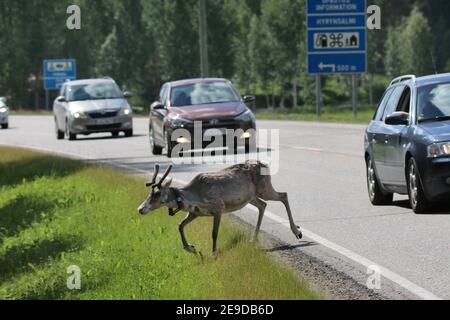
[2,116,450,300]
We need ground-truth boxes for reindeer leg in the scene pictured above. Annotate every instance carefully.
[179,212,198,254]
[212,213,222,254]
[250,198,267,242]
[262,191,302,240]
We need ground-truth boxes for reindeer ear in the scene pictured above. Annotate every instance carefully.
[162,178,173,188]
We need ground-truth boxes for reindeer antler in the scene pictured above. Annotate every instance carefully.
[155,165,173,188]
[146,164,160,187]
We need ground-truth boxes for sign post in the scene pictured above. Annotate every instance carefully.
[43,59,77,110]
[307,0,367,116]
[316,76,322,117]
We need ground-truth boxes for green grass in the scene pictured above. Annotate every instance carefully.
[10,110,53,116]
[256,107,375,124]
[0,147,321,300]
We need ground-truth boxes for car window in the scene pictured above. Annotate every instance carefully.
[67,82,123,102]
[417,82,450,121]
[160,85,168,104]
[59,85,66,97]
[374,88,394,121]
[382,85,405,120]
[170,81,240,107]
[396,86,411,113]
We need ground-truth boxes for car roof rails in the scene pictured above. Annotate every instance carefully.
[100,76,114,81]
[390,75,416,86]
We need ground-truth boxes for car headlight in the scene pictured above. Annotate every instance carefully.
[169,115,192,127]
[119,107,132,116]
[73,111,86,119]
[427,142,450,158]
[0,107,8,113]
[235,109,255,122]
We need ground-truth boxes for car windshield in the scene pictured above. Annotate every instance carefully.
[417,82,450,122]
[67,82,123,102]
[170,81,240,107]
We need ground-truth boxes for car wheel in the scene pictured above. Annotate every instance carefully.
[245,139,257,154]
[55,119,64,140]
[65,120,76,141]
[165,131,177,158]
[366,157,393,205]
[150,126,163,155]
[1,123,8,129]
[112,132,120,138]
[407,158,430,214]
[124,130,133,137]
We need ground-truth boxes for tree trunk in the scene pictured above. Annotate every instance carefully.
[292,79,298,109]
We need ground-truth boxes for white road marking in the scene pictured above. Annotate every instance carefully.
[245,206,442,301]
[0,142,442,300]
[281,145,324,152]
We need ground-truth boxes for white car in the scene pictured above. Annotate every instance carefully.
[0,98,8,129]
[53,78,133,140]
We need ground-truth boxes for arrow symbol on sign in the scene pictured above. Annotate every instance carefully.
[319,62,336,72]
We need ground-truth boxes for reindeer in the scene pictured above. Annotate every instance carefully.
[138,161,302,254]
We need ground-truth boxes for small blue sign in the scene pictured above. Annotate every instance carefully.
[307,0,366,14]
[308,15,366,29]
[308,29,366,52]
[308,53,366,74]
[307,0,367,75]
[43,59,77,90]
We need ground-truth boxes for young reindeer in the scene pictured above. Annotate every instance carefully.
[138,161,302,254]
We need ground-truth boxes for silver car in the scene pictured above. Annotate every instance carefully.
[0,98,9,129]
[53,78,133,140]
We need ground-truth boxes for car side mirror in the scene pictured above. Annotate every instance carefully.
[151,101,165,110]
[385,112,409,126]
[123,91,132,98]
[56,96,66,103]
[243,95,256,104]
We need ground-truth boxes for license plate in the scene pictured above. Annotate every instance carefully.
[204,128,225,137]
[95,118,114,125]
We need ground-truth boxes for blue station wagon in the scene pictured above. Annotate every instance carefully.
[365,73,450,213]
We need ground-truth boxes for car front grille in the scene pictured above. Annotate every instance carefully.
[88,111,118,119]
[200,119,241,130]
[86,124,121,131]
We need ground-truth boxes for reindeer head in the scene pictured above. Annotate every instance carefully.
[138,164,173,215]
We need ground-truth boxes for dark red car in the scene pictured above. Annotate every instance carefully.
[149,78,256,157]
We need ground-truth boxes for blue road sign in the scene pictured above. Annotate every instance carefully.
[307,0,367,75]
[308,29,366,52]
[43,59,77,90]
[307,15,366,29]
[307,0,366,14]
[308,53,366,74]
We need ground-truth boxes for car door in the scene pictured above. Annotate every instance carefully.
[383,86,411,187]
[367,87,394,173]
[375,85,406,184]
[151,84,169,145]
[55,85,67,130]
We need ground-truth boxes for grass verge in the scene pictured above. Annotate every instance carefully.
[0,147,321,300]
[256,107,375,124]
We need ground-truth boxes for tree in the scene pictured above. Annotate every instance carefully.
[260,0,305,108]
[386,6,435,77]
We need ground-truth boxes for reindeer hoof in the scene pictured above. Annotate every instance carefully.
[184,244,197,254]
[296,232,303,240]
